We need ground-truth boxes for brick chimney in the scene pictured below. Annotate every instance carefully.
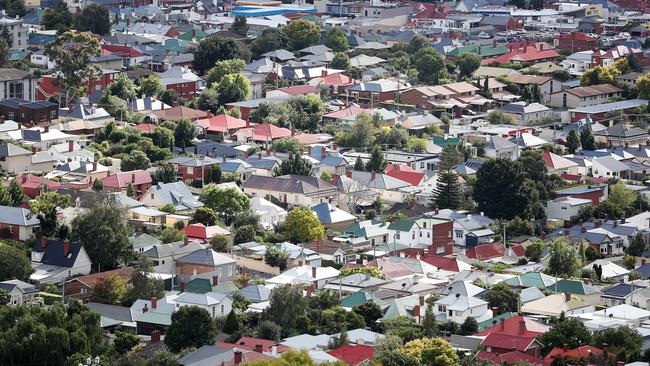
[345,171,352,178]
[63,239,70,257]
[564,292,571,302]
[312,266,317,278]
[413,304,420,318]
[419,296,425,306]
[500,317,506,331]
[44,123,49,133]
[519,319,526,335]
[234,350,243,365]
[266,148,271,156]
[371,170,376,180]
[244,151,249,159]
[40,236,48,249]
[151,297,157,309]
[183,236,189,246]
[321,147,326,159]
[213,275,219,285]
[151,330,161,343]
[306,286,313,297]
[332,175,338,185]
[68,140,74,152]
[643,258,647,265]
[180,281,185,292]
[92,161,97,172]
[254,344,263,353]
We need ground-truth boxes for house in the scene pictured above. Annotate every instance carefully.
[127,97,170,114]
[546,197,592,221]
[311,202,357,231]
[431,210,494,248]
[541,150,578,174]
[544,346,604,365]
[132,297,174,335]
[130,232,162,254]
[232,123,293,144]
[0,143,33,173]
[521,293,594,317]
[63,268,134,301]
[501,102,552,125]
[152,105,208,123]
[593,123,650,148]
[0,205,39,240]
[505,74,559,104]
[600,283,641,307]
[484,135,519,160]
[552,184,607,205]
[251,196,287,230]
[555,32,598,52]
[347,79,405,108]
[30,237,92,284]
[242,174,340,207]
[0,279,39,306]
[266,85,319,99]
[480,15,522,31]
[591,156,629,178]
[550,84,623,108]
[346,170,411,203]
[174,292,233,318]
[102,171,152,198]
[175,248,238,284]
[0,68,37,101]
[181,223,231,244]
[140,182,204,213]
[569,99,649,123]
[434,281,493,323]
[328,344,374,366]
[583,259,629,280]
[485,42,560,65]
[0,98,58,125]
[266,265,340,289]
[194,113,247,140]
[383,163,425,186]
[142,240,206,274]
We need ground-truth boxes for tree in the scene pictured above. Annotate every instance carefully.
[208,234,230,253]
[473,158,527,219]
[165,306,218,353]
[265,245,290,271]
[76,4,111,35]
[579,126,596,151]
[438,145,462,171]
[483,283,519,313]
[593,326,643,362]
[637,72,650,100]
[326,27,349,52]
[257,320,282,341]
[432,170,463,210]
[352,301,383,330]
[608,183,637,215]
[330,52,350,70]
[263,285,307,336]
[123,256,164,306]
[223,310,241,334]
[158,227,185,244]
[340,265,384,278]
[159,89,181,106]
[139,75,163,98]
[0,38,8,68]
[366,145,386,173]
[271,137,304,154]
[159,203,176,214]
[126,183,136,198]
[193,37,246,73]
[460,317,478,336]
[30,191,71,237]
[200,185,251,224]
[0,243,32,281]
[206,59,246,87]
[354,156,365,171]
[174,119,196,148]
[193,207,219,226]
[43,2,74,31]
[234,224,256,244]
[525,240,545,262]
[456,53,481,78]
[565,129,580,154]
[283,208,324,243]
[45,32,101,106]
[106,73,137,101]
[121,150,151,171]
[283,19,320,50]
[251,28,289,58]
[273,153,312,176]
[414,48,448,84]
[546,239,578,278]
[486,109,516,124]
[627,232,646,257]
[90,274,127,304]
[71,197,132,270]
[112,330,139,355]
[538,318,593,353]
[91,178,104,192]
[0,0,25,18]
[581,65,619,86]
[395,338,459,366]
[215,73,251,105]
[232,15,248,36]
[151,164,176,185]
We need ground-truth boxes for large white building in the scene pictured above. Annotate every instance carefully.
[0,15,27,49]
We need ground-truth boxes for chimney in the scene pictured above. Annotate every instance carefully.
[213,275,219,285]
[580,225,586,233]
[92,161,97,172]
[346,171,352,178]
[500,317,506,330]
[491,307,499,316]
[234,350,243,365]
[321,147,326,159]
[332,175,338,185]
[131,173,136,183]
[312,266,317,278]
[642,258,647,265]
[258,152,262,160]
[419,296,425,306]
[142,304,148,313]
[564,228,570,236]
[40,236,47,249]
[595,220,602,228]
[180,281,185,292]
[564,292,571,302]
[183,236,189,246]
[63,239,70,257]
[371,170,376,180]
[68,140,74,152]
[413,304,420,318]
[151,297,157,309]
[44,123,49,133]
[306,286,313,297]
[254,344,263,353]
[291,128,296,136]
[266,148,270,156]
[136,228,143,237]
[321,69,328,77]
[151,330,161,343]
[519,319,526,335]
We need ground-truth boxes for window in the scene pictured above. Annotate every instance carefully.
[220,305,224,314]
[218,268,222,278]
[448,309,453,316]
[212,306,215,317]
[412,232,415,240]
[455,231,463,238]
[227,266,232,276]
[9,82,23,99]
[150,193,154,199]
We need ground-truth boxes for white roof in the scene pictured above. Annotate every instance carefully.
[281,334,331,350]
[590,304,650,320]
[266,265,340,285]
[583,259,629,279]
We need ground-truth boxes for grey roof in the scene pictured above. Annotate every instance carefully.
[87,302,134,322]
[239,285,270,302]
[32,239,83,268]
[594,156,629,172]
[177,346,233,366]
[261,49,295,61]
[0,143,31,157]
[0,279,38,294]
[0,206,39,226]
[0,68,31,82]
[299,45,331,55]
[129,233,162,249]
[349,170,411,190]
[326,273,388,288]
[150,181,204,211]
[143,241,205,258]
[176,248,236,266]
[174,291,228,306]
[593,123,649,138]
[485,135,517,150]
[243,174,339,195]
[570,99,648,114]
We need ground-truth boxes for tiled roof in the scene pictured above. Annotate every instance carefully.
[475,315,550,337]
[481,333,538,352]
[465,242,507,259]
[383,163,425,186]
[102,170,152,189]
[328,345,374,366]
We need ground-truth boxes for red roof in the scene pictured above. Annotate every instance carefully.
[477,351,544,365]
[276,85,318,95]
[544,346,603,364]
[181,223,230,241]
[420,255,460,272]
[465,242,507,260]
[68,268,134,287]
[557,32,596,42]
[251,123,292,141]
[132,123,158,133]
[196,114,248,133]
[486,42,559,64]
[328,345,374,366]
[475,315,550,337]
[511,244,525,257]
[481,333,539,352]
[384,163,425,186]
[221,337,289,353]
[101,44,144,58]
[313,73,356,86]
[324,106,366,119]
[559,173,584,182]
[37,76,62,98]
[17,174,62,198]
[102,170,152,189]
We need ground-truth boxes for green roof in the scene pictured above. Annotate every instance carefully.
[477,312,516,332]
[387,219,416,232]
[100,316,123,328]
[340,292,375,308]
[431,135,461,147]
[448,45,509,58]
[136,311,172,326]
[185,278,212,294]
[546,279,598,295]
[130,233,162,249]
[344,220,382,237]
[503,272,557,289]
[9,49,30,61]
[212,281,239,294]
[178,29,207,41]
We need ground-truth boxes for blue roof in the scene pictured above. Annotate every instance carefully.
[602,283,636,298]
[32,239,83,268]
[555,184,607,195]
[633,264,650,278]
[174,141,239,158]
[230,5,317,16]
[151,182,203,211]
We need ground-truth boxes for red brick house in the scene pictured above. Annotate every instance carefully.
[36,70,120,101]
[102,170,152,198]
[159,66,202,100]
[555,32,597,53]
[475,316,550,359]
[15,174,62,199]
[485,42,560,65]
[63,267,134,301]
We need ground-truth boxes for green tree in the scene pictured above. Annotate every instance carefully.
[200,185,251,224]
[637,72,650,100]
[354,156,365,171]
[283,19,320,50]
[608,183,637,215]
[223,310,241,334]
[273,153,312,176]
[330,52,350,70]
[234,224,256,244]
[626,232,646,257]
[414,47,448,84]
[473,158,527,219]
[486,109,516,124]
[546,239,578,278]
[192,37,246,73]
[565,129,580,154]
[422,304,438,337]
[121,150,151,171]
[593,326,643,362]
[257,320,282,341]
[336,112,377,147]
[151,164,176,184]
[366,145,386,173]
[272,137,304,153]
[0,39,8,68]
[395,338,460,366]
[456,53,481,78]
[45,31,101,106]
[123,256,164,306]
[264,245,290,271]
[525,240,545,262]
[106,73,138,101]
[42,2,74,32]
[579,126,596,150]
[0,0,25,18]
[340,265,384,278]
[92,178,104,192]
[432,170,462,210]
[30,191,71,237]
[483,283,519,313]
[210,234,231,253]
[232,15,249,36]
[159,203,176,214]
[113,331,139,354]
[283,207,325,243]
[174,119,196,148]
[159,89,181,106]
[0,243,32,281]
[459,317,478,336]
[126,183,135,198]
[75,4,111,35]
[165,306,218,353]
[158,227,185,244]
[206,59,246,87]
[326,27,349,52]
[216,73,252,105]
[250,28,289,58]
[90,273,127,304]
[245,349,346,366]
[193,207,219,226]
[71,197,132,270]
[352,301,383,330]
[263,285,307,336]
[438,144,462,171]
[538,318,593,353]
[139,75,163,98]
